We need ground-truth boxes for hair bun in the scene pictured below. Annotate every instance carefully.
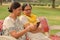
[8,7,12,13]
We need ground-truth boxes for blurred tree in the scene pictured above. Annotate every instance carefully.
[38,0,48,3]
[0,0,2,5]
[52,0,55,8]
[26,0,30,2]
[11,0,16,2]
[38,0,56,8]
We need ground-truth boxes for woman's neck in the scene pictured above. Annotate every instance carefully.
[25,14,31,17]
[9,13,17,20]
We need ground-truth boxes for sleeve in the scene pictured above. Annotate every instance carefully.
[19,16,29,25]
[3,19,16,33]
[3,19,14,30]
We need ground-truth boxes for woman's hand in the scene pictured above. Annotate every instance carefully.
[24,23,37,32]
[29,23,37,32]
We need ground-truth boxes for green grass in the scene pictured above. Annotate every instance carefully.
[0,5,9,19]
[0,5,60,35]
[50,30,60,35]
[32,7,60,26]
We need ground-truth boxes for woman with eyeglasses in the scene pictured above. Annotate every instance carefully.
[19,3,51,40]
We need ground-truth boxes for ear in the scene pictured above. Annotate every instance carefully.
[13,9,16,12]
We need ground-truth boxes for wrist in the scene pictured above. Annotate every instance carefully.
[25,27,30,32]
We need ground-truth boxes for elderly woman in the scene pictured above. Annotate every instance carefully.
[19,3,51,40]
[3,2,36,40]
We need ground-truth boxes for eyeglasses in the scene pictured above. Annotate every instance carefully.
[24,9,31,11]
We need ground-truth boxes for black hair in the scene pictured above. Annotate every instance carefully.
[8,2,21,13]
[22,3,32,11]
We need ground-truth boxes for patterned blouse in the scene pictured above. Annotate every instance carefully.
[3,17,26,40]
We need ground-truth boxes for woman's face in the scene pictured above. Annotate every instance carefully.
[13,6,22,16]
[23,5,32,16]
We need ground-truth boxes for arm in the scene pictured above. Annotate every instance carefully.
[19,16,39,33]
[3,19,30,39]
[10,27,29,39]
[24,23,37,32]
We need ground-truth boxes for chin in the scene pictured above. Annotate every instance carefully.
[17,14,20,16]
[17,15,20,16]
[17,14,21,16]
[27,14,30,16]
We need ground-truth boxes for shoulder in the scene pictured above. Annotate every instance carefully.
[19,15,29,24]
[3,17,13,30]
[19,15,28,20]
[4,17,12,22]
[3,16,14,26]
[19,15,26,18]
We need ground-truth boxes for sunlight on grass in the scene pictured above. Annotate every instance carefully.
[50,30,60,35]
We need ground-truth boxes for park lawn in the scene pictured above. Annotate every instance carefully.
[0,5,9,19]
[50,30,60,35]
[0,5,60,35]
[32,7,60,26]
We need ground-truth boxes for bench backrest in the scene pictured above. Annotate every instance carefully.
[0,20,4,32]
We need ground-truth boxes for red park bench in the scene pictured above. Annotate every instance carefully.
[0,20,4,35]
